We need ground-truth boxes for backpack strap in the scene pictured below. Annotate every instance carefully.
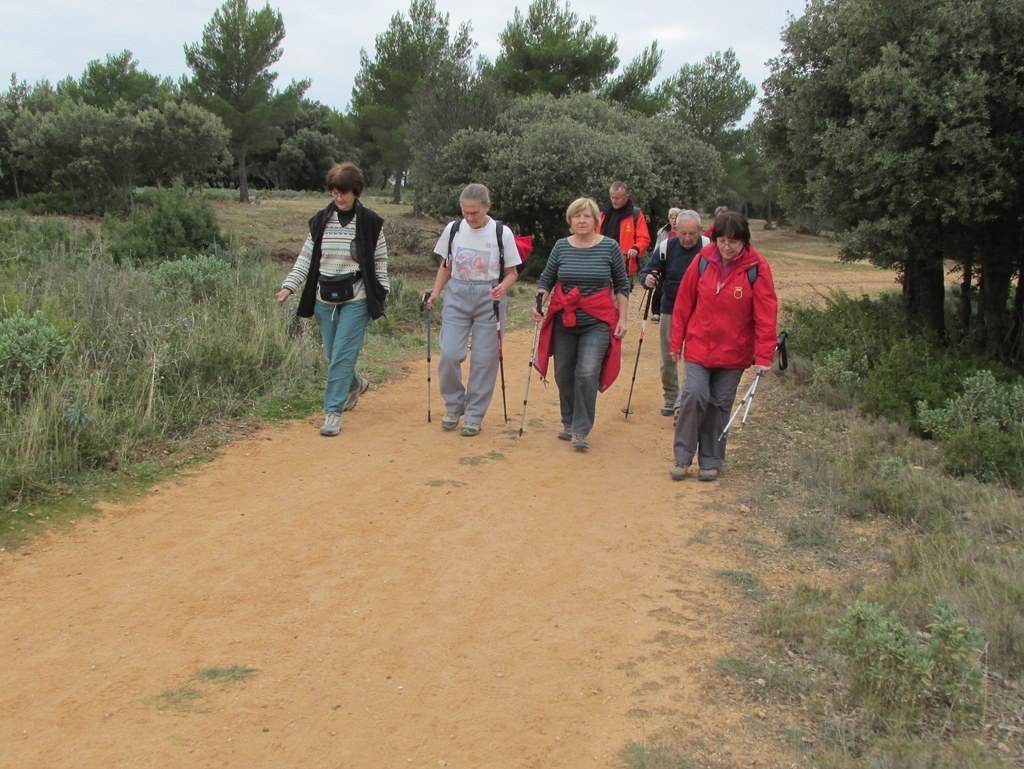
[445,219,462,267]
[494,220,506,278]
[699,256,759,286]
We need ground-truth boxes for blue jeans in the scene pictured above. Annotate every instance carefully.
[552,318,610,437]
[673,362,743,469]
[314,299,370,413]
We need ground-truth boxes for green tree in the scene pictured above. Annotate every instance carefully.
[183,0,305,202]
[760,0,1024,360]
[349,0,474,203]
[601,42,667,116]
[492,0,618,97]
[417,93,722,267]
[663,49,756,147]
[57,50,175,109]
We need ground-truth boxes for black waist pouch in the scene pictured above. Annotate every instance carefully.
[318,272,360,303]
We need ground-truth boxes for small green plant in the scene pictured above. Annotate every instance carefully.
[828,600,933,718]
[716,569,767,602]
[918,370,1024,487]
[0,312,67,405]
[195,665,258,685]
[152,254,232,302]
[828,599,986,722]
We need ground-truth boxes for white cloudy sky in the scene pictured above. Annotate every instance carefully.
[2,0,808,115]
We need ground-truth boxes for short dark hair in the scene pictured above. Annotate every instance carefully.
[325,162,365,196]
[711,210,751,245]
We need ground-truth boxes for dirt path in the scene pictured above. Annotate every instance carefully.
[0,243,893,769]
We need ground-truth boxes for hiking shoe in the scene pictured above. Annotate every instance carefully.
[342,373,369,412]
[651,314,661,323]
[571,434,589,451]
[319,412,342,436]
[557,428,572,441]
[669,463,690,481]
[460,422,481,437]
[698,467,719,482]
[441,412,461,431]
[660,404,675,416]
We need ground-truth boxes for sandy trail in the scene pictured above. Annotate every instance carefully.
[0,318,773,769]
[1,246,892,768]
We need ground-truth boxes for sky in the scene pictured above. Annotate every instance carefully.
[2,0,808,116]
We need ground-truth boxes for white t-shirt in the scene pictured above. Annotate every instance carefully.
[433,218,522,282]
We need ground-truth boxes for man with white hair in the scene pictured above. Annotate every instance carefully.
[639,209,709,415]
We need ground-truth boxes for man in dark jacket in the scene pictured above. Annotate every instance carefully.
[639,210,708,415]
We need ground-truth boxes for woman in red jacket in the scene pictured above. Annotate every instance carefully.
[668,211,778,481]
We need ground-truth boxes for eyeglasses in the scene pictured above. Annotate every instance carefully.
[716,237,742,247]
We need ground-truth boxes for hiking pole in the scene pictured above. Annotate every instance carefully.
[493,295,508,423]
[719,331,788,439]
[421,290,433,423]
[518,293,544,437]
[720,369,762,440]
[622,283,655,418]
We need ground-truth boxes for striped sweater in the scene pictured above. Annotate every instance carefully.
[282,209,389,302]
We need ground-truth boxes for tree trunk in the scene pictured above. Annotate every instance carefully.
[959,256,973,337]
[392,170,403,204]
[903,253,946,339]
[1010,253,1023,367]
[238,150,250,204]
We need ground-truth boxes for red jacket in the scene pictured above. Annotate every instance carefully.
[598,208,651,276]
[534,283,622,392]
[669,243,778,369]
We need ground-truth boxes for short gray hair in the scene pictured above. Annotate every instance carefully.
[609,180,628,194]
[675,209,702,229]
[459,183,491,206]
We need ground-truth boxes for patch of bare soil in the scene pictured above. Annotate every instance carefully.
[0,233,891,768]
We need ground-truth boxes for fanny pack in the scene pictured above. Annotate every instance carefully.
[318,272,360,303]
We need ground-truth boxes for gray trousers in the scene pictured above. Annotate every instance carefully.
[438,280,504,424]
[673,362,743,470]
[658,319,681,409]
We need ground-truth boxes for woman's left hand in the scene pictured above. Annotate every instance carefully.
[613,318,627,339]
[489,283,506,301]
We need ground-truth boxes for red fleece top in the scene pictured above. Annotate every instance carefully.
[533,283,622,392]
[669,243,778,369]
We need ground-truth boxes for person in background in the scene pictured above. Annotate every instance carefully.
[668,211,778,482]
[532,197,630,452]
[424,183,520,437]
[599,181,652,281]
[276,162,389,437]
[704,205,729,239]
[640,210,709,416]
[648,206,680,323]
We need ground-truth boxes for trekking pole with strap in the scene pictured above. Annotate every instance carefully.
[518,293,544,437]
[492,294,508,423]
[421,290,433,423]
[622,283,655,418]
[719,330,789,440]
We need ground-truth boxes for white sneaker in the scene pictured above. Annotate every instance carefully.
[320,412,341,436]
[342,373,369,412]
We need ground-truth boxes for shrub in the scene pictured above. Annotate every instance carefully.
[919,370,1024,486]
[828,599,985,721]
[861,339,959,430]
[152,254,233,303]
[102,188,222,263]
[828,600,933,716]
[0,312,67,404]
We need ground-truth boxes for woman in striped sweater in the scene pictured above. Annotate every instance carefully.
[531,198,630,451]
[275,162,389,437]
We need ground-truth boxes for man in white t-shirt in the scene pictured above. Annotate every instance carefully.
[424,183,520,436]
